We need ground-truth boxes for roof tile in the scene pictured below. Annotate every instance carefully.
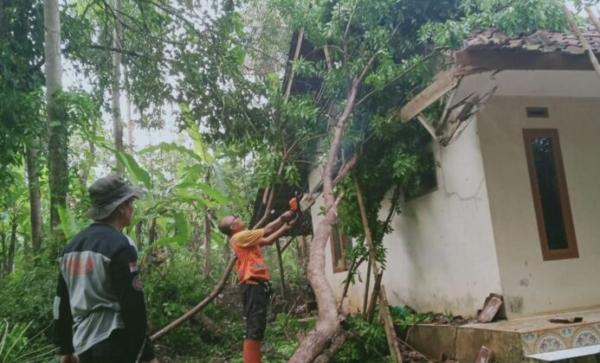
[463,30,600,54]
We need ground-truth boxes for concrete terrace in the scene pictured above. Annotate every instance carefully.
[407,306,600,362]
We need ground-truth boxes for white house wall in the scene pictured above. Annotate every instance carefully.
[308,120,503,317]
[478,96,600,317]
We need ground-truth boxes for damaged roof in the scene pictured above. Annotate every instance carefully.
[462,29,600,55]
[455,30,600,72]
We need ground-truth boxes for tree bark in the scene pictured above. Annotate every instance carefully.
[288,78,360,363]
[203,209,212,275]
[6,216,17,274]
[112,0,124,174]
[26,141,43,252]
[366,271,383,323]
[148,217,157,245]
[362,254,372,316]
[338,256,365,311]
[124,63,134,152]
[0,230,6,275]
[313,332,348,363]
[297,235,309,275]
[45,0,67,239]
[275,239,287,298]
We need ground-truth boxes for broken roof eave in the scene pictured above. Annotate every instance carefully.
[397,48,599,142]
[455,47,599,72]
[398,68,462,124]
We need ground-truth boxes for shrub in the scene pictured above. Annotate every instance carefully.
[333,317,390,363]
[0,320,56,363]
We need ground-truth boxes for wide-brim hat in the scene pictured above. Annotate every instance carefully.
[87,175,144,220]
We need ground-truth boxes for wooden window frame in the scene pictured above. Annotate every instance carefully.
[330,224,351,273]
[523,129,578,261]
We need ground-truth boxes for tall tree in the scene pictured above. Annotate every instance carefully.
[0,0,45,252]
[45,0,67,237]
[25,143,43,252]
[112,0,124,174]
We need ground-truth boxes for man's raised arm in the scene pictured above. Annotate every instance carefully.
[263,210,294,236]
[259,220,295,246]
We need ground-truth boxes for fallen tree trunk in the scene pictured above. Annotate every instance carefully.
[150,255,236,341]
[313,332,348,363]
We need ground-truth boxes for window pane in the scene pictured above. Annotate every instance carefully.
[331,226,343,266]
[530,136,568,250]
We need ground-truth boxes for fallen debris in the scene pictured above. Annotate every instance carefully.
[473,345,494,363]
[549,316,583,324]
[477,293,503,323]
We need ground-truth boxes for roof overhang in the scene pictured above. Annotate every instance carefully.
[398,37,600,145]
[455,48,598,72]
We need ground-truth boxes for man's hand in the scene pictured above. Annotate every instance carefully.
[60,354,79,363]
[280,210,295,223]
[285,218,298,229]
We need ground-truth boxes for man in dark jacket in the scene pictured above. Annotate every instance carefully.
[53,175,158,363]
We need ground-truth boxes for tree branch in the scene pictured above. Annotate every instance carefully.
[88,44,143,57]
[355,51,438,107]
[332,153,358,185]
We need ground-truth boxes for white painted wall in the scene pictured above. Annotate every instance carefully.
[478,96,600,317]
[308,120,503,317]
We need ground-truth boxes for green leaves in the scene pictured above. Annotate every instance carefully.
[57,205,85,241]
[420,0,569,49]
[154,212,190,246]
[116,150,152,189]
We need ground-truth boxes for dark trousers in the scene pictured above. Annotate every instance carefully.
[79,329,133,363]
[241,282,270,340]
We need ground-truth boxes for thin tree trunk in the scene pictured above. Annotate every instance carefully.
[45,0,67,239]
[275,239,287,298]
[81,118,97,189]
[338,256,365,311]
[354,178,403,362]
[0,230,6,276]
[112,0,124,174]
[202,172,212,275]
[297,235,309,275]
[124,63,134,152]
[148,217,157,245]
[222,237,231,261]
[26,141,43,252]
[135,221,143,247]
[203,209,212,275]
[366,271,383,323]
[6,216,17,274]
[284,29,305,100]
[362,255,372,316]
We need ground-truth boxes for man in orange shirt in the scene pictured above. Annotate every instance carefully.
[218,211,296,363]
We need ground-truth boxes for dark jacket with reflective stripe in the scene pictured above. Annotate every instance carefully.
[53,223,154,360]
